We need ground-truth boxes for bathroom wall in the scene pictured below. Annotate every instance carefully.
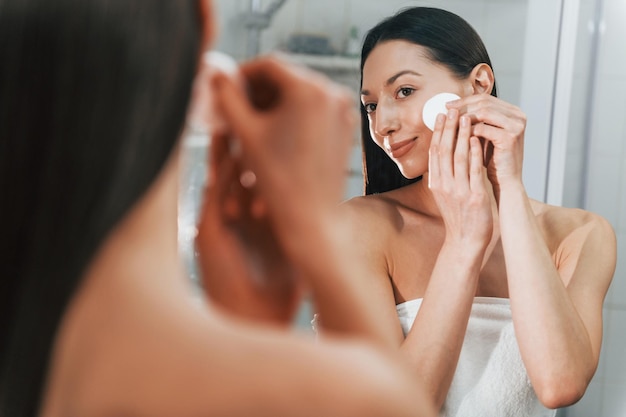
[562,0,626,415]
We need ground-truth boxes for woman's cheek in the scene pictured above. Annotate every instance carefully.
[369,126,384,149]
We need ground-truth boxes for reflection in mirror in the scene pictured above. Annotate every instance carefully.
[205,1,624,417]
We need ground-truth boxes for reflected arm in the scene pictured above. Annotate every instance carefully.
[498,181,616,409]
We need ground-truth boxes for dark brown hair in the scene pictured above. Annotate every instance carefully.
[0,0,202,414]
[360,7,497,195]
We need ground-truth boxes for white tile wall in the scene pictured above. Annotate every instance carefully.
[483,1,527,75]
[619,167,626,232]
[589,77,626,157]
[572,0,595,77]
[607,234,626,308]
[563,148,584,208]
[597,0,626,78]
[567,0,626,414]
[494,73,523,107]
[601,382,626,416]
[604,309,626,384]
[585,155,622,227]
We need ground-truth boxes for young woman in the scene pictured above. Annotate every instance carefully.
[0,1,436,416]
[339,7,616,416]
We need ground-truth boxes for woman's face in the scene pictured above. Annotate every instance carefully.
[361,40,471,179]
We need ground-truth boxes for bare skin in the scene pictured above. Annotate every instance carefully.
[38,5,436,417]
[40,145,431,417]
[342,39,616,411]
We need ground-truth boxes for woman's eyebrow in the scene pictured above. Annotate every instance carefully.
[386,70,422,86]
[361,70,422,96]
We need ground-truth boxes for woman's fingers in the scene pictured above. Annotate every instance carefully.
[469,136,485,192]
[203,131,230,217]
[445,93,526,186]
[431,110,473,186]
[446,94,526,145]
[452,115,471,188]
[213,56,330,153]
[428,113,446,188]
[200,132,239,229]
[439,108,460,180]
[446,93,520,118]
[211,72,264,154]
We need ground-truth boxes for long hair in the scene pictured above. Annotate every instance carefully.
[360,7,498,195]
[0,0,202,414]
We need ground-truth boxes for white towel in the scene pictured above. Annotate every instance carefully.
[396,297,556,417]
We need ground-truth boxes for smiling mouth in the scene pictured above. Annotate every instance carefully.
[388,138,417,158]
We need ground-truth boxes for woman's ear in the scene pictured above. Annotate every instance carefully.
[198,0,216,51]
[470,63,495,95]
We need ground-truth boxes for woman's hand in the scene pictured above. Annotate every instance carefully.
[195,129,302,325]
[211,55,356,258]
[428,109,494,248]
[446,94,526,195]
[195,55,357,325]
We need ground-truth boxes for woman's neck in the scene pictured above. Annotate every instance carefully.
[392,173,442,219]
[392,171,499,223]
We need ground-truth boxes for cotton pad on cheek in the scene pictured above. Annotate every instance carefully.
[422,92,461,131]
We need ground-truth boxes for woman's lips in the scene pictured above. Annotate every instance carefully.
[388,138,417,159]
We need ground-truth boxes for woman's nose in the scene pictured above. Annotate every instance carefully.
[374,101,400,137]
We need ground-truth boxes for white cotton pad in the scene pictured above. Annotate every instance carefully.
[422,92,461,131]
[204,50,239,76]
[201,51,243,154]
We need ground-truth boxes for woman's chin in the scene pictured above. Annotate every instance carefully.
[397,164,425,180]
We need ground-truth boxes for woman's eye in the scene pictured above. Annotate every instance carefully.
[398,87,415,98]
[364,103,377,114]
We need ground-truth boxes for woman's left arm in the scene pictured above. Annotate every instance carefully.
[448,94,617,409]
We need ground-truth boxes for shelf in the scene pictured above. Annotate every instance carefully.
[286,53,360,72]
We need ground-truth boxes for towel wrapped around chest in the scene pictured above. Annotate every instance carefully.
[396,297,556,417]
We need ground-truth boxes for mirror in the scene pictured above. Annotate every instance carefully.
[202,1,625,416]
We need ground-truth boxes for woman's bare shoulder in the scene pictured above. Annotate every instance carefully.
[341,192,412,226]
[338,193,410,245]
[531,200,614,242]
[531,200,616,282]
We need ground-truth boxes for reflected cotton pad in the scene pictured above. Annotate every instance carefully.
[422,92,460,131]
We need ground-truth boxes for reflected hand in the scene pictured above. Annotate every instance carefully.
[428,109,493,247]
[195,130,302,325]
[211,55,356,258]
[446,94,526,195]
